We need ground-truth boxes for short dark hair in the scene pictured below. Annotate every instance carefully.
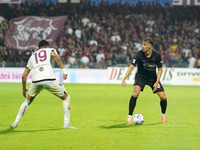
[38,40,49,48]
[143,37,153,45]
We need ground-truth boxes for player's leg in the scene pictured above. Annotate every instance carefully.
[157,91,167,123]
[149,81,167,123]
[127,85,142,124]
[10,83,41,128]
[60,94,76,129]
[129,85,141,115]
[46,80,76,129]
[156,83,167,123]
[127,75,145,124]
[10,94,36,128]
[61,94,71,128]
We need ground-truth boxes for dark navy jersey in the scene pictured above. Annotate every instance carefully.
[131,50,162,80]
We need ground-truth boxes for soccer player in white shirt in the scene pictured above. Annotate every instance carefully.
[10,40,76,129]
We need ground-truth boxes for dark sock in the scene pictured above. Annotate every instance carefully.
[129,96,137,115]
[160,99,167,114]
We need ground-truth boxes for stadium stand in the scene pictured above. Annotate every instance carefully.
[0,1,200,68]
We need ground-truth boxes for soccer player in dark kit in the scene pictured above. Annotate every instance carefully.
[121,37,167,124]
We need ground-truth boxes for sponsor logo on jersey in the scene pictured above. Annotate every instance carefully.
[143,62,156,71]
[39,67,44,71]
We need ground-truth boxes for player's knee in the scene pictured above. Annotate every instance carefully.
[133,86,141,98]
[63,94,70,100]
[60,93,69,100]
[132,93,139,98]
[63,95,71,109]
[160,96,167,101]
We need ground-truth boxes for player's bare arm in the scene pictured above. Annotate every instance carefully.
[51,50,68,80]
[51,51,64,69]
[122,64,134,87]
[153,67,162,92]
[22,67,31,97]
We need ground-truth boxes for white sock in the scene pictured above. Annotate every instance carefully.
[63,95,71,126]
[161,113,165,116]
[14,99,30,123]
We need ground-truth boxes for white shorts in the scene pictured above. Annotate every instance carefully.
[28,80,67,98]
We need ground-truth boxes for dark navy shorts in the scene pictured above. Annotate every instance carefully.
[134,74,164,93]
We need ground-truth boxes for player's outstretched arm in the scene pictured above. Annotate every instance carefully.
[121,64,134,87]
[51,51,68,80]
[22,67,31,97]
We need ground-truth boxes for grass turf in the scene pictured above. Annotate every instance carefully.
[0,83,199,150]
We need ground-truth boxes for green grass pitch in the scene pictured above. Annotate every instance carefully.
[0,83,200,150]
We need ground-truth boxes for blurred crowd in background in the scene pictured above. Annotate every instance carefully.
[0,1,200,68]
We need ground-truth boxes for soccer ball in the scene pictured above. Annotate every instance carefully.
[81,56,89,64]
[132,113,144,124]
